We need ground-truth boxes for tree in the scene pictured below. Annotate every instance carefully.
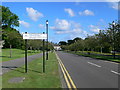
[73,37,82,42]
[106,21,120,58]
[95,30,110,53]
[59,41,67,45]
[67,40,74,45]
[1,5,20,57]
[1,6,19,29]
[58,20,120,55]
[2,29,24,57]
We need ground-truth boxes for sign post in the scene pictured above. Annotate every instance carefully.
[43,32,45,73]
[25,32,28,73]
[23,33,47,73]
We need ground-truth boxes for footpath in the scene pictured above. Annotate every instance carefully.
[1,53,43,75]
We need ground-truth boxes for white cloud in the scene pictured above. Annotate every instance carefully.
[70,21,81,28]
[64,8,75,17]
[89,25,100,33]
[50,18,89,39]
[50,19,71,31]
[38,24,45,29]
[19,20,30,28]
[50,18,94,40]
[105,0,119,2]
[26,7,44,21]
[110,2,120,10]
[79,10,94,16]
[55,28,82,34]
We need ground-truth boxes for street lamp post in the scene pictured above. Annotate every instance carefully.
[46,20,48,60]
[112,21,115,59]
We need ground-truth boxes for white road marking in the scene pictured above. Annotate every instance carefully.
[104,61,119,64]
[111,70,120,75]
[88,62,101,68]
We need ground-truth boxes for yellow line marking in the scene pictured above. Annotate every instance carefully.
[55,52,77,90]
[59,59,77,90]
[58,60,72,90]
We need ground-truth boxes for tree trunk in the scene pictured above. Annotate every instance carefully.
[30,47,32,53]
[82,49,84,53]
[10,44,12,58]
[101,47,102,54]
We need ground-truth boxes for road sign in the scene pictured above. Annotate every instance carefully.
[23,33,47,39]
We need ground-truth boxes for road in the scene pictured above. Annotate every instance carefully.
[56,51,119,89]
[1,53,42,75]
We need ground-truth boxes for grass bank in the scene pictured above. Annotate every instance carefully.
[2,52,61,88]
[1,49,41,62]
[67,51,120,63]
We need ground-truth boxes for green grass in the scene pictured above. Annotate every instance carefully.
[2,52,61,88]
[68,51,120,63]
[1,49,41,62]
[77,51,120,55]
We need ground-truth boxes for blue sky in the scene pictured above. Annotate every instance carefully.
[2,2,118,43]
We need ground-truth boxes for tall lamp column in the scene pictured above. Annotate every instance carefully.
[112,21,115,59]
[46,20,48,60]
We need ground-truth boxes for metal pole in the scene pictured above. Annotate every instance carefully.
[46,20,48,60]
[112,21,115,59]
[43,32,45,73]
[25,32,28,73]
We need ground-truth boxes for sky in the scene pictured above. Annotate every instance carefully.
[2,2,118,43]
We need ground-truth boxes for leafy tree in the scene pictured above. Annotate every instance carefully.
[59,41,67,45]
[1,6,19,29]
[2,28,24,57]
[95,30,110,53]
[67,40,74,45]
[73,37,82,42]
[59,20,120,57]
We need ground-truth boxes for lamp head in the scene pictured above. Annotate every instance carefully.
[46,20,48,24]
[112,21,115,25]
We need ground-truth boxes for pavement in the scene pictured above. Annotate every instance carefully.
[1,53,43,75]
[56,51,119,89]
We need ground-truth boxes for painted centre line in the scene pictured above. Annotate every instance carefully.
[87,62,101,68]
[55,52,77,90]
[111,70,120,75]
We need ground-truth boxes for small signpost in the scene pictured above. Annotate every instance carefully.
[23,33,47,40]
[23,32,47,73]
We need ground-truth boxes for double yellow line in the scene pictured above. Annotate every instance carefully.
[55,52,77,90]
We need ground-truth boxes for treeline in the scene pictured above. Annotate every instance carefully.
[1,6,53,50]
[59,21,120,53]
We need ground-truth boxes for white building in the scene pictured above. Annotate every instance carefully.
[0,40,4,53]
[54,46,61,51]
[0,40,4,49]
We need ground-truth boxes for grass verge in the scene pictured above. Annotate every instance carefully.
[68,51,120,63]
[1,49,41,62]
[2,52,61,88]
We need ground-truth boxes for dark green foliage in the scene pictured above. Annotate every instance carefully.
[59,41,67,45]
[59,20,120,53]
[67,40,74,45]
[2,28,24,49]
[1,5,54,50]
[1,6,19,28]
